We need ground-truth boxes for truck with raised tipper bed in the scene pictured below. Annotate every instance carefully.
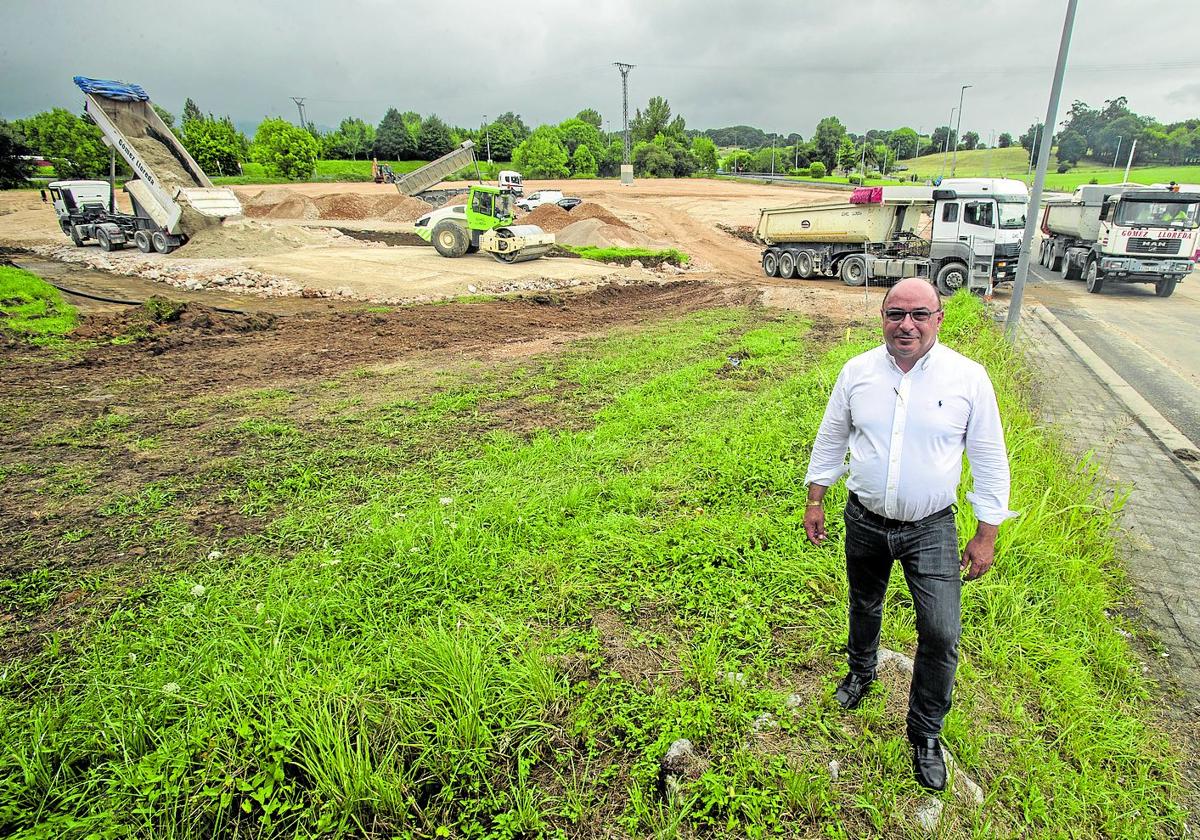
[47,77,243,254]
[755,178,1029,295]
[1038,183,1199,297]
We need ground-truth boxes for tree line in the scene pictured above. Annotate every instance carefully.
[2,91,1198,188]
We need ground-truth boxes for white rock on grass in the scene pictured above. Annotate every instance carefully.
[828,759,840,781]
[751,713,778,734]
[914,797,943,833]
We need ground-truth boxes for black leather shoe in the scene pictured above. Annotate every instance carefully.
[910,736,947,791]
[834,670,875,710]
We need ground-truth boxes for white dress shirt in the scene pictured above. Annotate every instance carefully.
[804,342,1016,525]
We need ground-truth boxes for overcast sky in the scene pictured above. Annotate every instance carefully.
[3,0,1198,140]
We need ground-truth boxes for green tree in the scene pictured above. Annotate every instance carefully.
[153,105,177,133]
[557,118,604,156]
[251,117,318,179]
[417,115,454,161]
[691,136,718,172]
[484,122,516,161]
[633,141,675,177]
[997,132,1013,148]
[722,149,751,173]
[576,108,602,130]
[928,125,953,156]
[373,108,416,160]
[183,116,246,176]
[808,161,826,178]
[182,98,203,125]
[837,136,859,172]
[511,126,569,178]
[1056,130,1087,165]
[571,144,598,177]
[494,112,530,143]
[0,120,36,188]
[328,117,375,160]
[813,116,847,170]
[631,96,674,144]
[16,108,107,178]
[599,138,625,176]
[960,131,979,151]
[892,127,920,158]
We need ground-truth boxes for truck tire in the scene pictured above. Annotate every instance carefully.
[70,225,86,247]
[840,254,867,286]
[762,251,779,277]
[1039,242,1050,268]
[1064,256,1083,281]
[935,261,968,296]
[1048,248,1062,272]
[1084,259,1104,294]
[794,250,814,279]
[778,251,796,279]
[432,221,469,258]
[151,230,174,254]
[96,227,114,252]
[134,230,153,253]
[1155,277,1178,298]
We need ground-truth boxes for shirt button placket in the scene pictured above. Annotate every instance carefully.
[886,376,909,519]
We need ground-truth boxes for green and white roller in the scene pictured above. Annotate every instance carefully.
[414,185,554,263]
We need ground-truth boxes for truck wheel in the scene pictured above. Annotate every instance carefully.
[151,231,173,254]
[840,255,867,287]
[432,220,469,258]
[70,225,86,247]
[96,228,114,252]
[134,230,153,253]
[1048,249,1062,271]
[1155,277,1178,298]
[762,251,779,277]
[1064,257,1082,281]
[1084,260,1104,294]
[794,250,814,279]
[1039,242,1049,268]
[935,262,967,296]
[778,251,796,279]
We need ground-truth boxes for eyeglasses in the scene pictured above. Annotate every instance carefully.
[883,307,942,323]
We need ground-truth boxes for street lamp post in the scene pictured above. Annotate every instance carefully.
[483,115,491,165]
[950,84,972,177]
[939,107,956,180]
[1112,135,1122,170]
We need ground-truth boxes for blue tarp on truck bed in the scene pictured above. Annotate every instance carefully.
[72,76,149,102]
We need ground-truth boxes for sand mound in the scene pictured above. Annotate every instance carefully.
[523,203,573,232]
[178,218,358,258]
[557,218,671,250]
[570,202,629,228]
[239,190,432,223]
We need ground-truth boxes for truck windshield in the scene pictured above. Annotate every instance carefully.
[1115,199,1199,229]
[997,202,1026,229]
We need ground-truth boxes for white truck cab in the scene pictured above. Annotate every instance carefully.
[926,178,1029,293]
[497,170,524,196]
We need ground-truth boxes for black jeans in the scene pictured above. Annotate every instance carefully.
[843,493,961,740]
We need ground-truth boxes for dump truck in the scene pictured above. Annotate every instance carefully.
[413,184,554,263]
[50,77,242,253]
[756,178,1029,295]
[1038,183,1199,297]
[383,142,525,204]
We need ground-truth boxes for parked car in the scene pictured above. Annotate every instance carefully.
[556,197,583,211]
[515,190,564,212]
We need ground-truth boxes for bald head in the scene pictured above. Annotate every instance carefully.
[882,278,941,310]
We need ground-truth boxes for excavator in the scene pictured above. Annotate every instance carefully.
[413,184,553,263]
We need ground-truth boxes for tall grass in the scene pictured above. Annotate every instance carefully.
[0,265,76,343]
[0,296,1185,837]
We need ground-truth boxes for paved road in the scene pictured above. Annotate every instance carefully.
[1021,260,1200,450]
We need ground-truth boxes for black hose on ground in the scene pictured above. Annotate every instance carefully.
[44,279,247,315]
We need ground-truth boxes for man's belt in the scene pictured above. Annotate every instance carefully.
[848,492,954,530]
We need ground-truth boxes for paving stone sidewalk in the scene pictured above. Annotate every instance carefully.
[1017,311,1200,700]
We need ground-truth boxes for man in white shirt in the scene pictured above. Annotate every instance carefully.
[802,278,1014,791]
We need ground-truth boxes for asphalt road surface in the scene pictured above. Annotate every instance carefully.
[1022,260,1200,450]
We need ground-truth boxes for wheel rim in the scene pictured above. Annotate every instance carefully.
[779,253,795,277]
[796,253,813,277]
[846,260,863,283]
[763,254,778,276]
[943,269,965,291]
[1086,263,1096,290]
[438,230,455,249]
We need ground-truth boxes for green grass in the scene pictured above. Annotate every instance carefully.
[0,265,76,343]
[0,296,1187,837]
[559,245,690,267]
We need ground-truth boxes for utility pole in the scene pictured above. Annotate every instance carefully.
[291,97,308,130]
[483,114,491,165]
[771,135,775,176]
[939,107,956,181]
[1122,138,1137,183]
[1027,123,1041,175]
[950,84,972,176]
[1005,0,1078,343]
[1111,135,1122,170]
[614,62,634,182]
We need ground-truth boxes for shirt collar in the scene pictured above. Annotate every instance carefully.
[884,340,941,374]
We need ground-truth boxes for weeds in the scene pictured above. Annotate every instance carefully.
[0,296,1186,837]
